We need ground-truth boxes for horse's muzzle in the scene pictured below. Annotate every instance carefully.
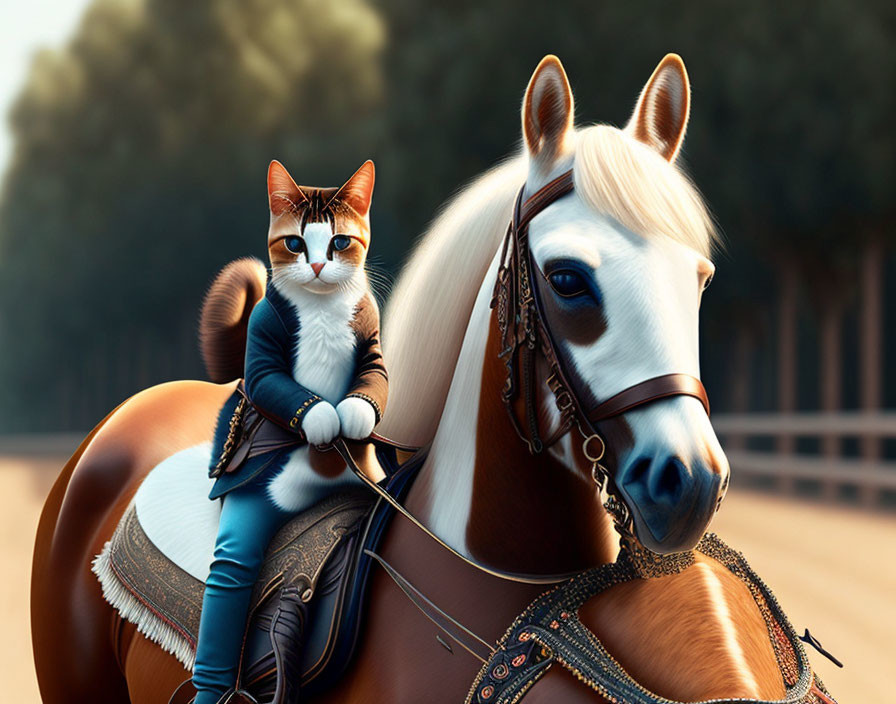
[615,454,724,555]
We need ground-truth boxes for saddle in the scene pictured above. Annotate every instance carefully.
[93,440,424,704]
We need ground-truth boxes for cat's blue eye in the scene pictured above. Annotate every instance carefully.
[331,235,351,252]
[548,270,588,297]
[284,236,303,254]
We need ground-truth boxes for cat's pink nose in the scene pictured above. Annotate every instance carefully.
[310,262,325,277]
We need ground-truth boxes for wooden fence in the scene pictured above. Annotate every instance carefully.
[713,413,896,505]
[4,413,896,506]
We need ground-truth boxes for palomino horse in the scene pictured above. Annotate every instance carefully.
[32,55,791,703]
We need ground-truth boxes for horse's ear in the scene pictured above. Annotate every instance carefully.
[267,160,306,216]
[625,54,691,163]
[522,55,575,169]
[332,160,375,218]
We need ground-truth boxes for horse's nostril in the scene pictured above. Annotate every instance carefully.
[655,457,685,500]
[628,456,651,485]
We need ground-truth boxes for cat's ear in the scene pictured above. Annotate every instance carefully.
[625,54,690,163]
[333,160,375,218]
[267,160,306,216]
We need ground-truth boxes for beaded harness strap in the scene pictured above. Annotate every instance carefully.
[465,534,837,704]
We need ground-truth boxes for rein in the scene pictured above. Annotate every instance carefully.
[332,439,574,585]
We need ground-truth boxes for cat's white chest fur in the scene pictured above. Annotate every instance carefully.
[288,290,360,403]
[268,283,365,512]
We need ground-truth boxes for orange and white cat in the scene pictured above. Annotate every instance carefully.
[256,159,389,510]
[269,162,382,423]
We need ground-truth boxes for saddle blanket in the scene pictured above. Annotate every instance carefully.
[92,442,373,672]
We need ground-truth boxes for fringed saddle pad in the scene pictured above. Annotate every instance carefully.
[93,489,373,671]
[466,533,838,704]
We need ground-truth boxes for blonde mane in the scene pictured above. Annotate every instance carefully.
[378,124,716,446]
[376,157,526,445]
[576,125,718,257]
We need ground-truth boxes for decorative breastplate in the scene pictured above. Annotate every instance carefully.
[466,534,836,704]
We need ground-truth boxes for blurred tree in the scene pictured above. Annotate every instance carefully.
[0,0,893,432]
[374,0,895,415]
[0,0,385,430]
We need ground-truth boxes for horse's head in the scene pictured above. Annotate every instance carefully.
[517,55,728,554]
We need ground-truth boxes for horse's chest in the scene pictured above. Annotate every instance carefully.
[292,305,357,403]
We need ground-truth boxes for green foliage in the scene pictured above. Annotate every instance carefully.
[0,0,893,429]
[374,0,895,365]
[0,0,384,429]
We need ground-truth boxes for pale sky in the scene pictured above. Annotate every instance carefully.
[0,0,94,175]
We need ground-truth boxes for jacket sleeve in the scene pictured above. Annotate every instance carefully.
[244,299,324,433]
[346,295,389,423]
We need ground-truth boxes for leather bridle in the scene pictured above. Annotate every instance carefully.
[336,169,712,580]
[491,169,710,475]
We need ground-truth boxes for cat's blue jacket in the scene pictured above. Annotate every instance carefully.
[208,284,388,499]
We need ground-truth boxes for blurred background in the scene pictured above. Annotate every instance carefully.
[0,0,893,701]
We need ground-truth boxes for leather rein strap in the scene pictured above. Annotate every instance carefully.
[491,169,709,456]
[332,439,578,585]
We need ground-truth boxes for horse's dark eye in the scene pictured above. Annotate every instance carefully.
[331,235,351,252]
[284,236,303,254]
[548,270,588,297]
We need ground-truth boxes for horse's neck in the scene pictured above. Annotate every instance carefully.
[381,259,784,701]
[406,259,618,575]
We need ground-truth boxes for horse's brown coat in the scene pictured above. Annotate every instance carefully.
[32,379,787,704]
[32,381,234,703]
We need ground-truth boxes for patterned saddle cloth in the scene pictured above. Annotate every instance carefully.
[93,440,421,702]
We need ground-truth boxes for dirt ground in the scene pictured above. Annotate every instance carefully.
[3,453,892,703]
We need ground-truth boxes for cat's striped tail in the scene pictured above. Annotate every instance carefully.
[199,257,267,383]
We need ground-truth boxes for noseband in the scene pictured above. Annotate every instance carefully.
[491,169,710,469]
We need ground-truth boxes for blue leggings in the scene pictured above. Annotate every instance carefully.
[192,470,300,703]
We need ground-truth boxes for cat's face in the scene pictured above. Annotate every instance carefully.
[267,160,374,295]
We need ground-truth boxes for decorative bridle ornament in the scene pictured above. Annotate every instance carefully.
[490,169,711,544]
[491,169,710,453]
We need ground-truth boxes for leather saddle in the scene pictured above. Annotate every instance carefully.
[98,439,423,704]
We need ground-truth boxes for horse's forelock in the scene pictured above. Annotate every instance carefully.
[574,125,718,258]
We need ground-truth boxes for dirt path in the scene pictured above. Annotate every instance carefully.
[4,455,892,702]
[710,492,896,704]
[1,456,60,703]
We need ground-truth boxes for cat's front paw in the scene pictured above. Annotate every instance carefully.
[301,401,340,445]
[336,397,376,440]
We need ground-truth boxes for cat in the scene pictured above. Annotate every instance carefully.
[266,159,384,440]
[192,159,388,703]
[207,158,388,510]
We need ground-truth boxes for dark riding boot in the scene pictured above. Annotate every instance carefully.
[172,587,310,704]
[168,681,259,704]
[269,586,311,704]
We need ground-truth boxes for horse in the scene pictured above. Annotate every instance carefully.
[32,54,791,704]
